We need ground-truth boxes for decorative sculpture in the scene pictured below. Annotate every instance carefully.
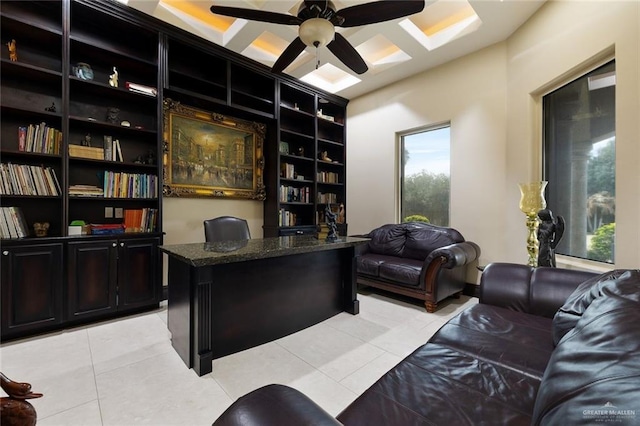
[324,204,338,242]
[81,133,91,147]
[0,372,43,426]
[537,208,565,267]
[106,107,120,124]
[6,39,17,61]
[109,67,118,87]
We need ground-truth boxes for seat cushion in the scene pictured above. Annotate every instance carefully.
[378,258,423,287]
[356,253,393,277]
[337,304,555,426]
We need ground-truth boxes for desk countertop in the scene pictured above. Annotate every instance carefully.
[159,235,369,267]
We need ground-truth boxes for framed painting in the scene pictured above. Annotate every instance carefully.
[163,99,266,200]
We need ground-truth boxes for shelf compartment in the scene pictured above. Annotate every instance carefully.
[317,119,345,144]
[1,107,63,154]
[0,63,62,116]
[1,17,63,72]
[280,83,315,116]
[280,108,315,137]
[0,1,63,36]
[167,38,227,94]
[70,3,158,65]
[0,197,63,238]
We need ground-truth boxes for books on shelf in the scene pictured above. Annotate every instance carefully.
[125,81,157,97]
[90,223,124,235]
[317,192,337,204]
[280,163,295,179]
[0,206,29,239]
[18,123,62,154]
[68,184,103,197]
[124,208,158,233]
[278,209,298,227]
[0,163,61,196]
[102,171,158,198]
[69,144,104,160]
[102,136,123,162]
[279,185,310,203]
[317,171,339,183]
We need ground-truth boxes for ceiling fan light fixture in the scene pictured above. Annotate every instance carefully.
[299,18,334,48]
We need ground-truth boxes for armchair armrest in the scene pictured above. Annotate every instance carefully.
[422,241,481,270]
[213,384,342,426]
[480,262,599,317]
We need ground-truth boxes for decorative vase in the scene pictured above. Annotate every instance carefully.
[519,181,547,266]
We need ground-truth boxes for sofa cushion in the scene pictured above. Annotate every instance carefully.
[532,270,640,425]
[403,223,464,261]
[551,269,629,345]
[378,258,423,287]
[337,303,554,426]
[366,224,407,257]
[356,254,394,277]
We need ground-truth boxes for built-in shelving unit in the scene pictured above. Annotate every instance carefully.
[0,0,348,340]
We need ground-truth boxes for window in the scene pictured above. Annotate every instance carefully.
[543,60,616,263]
[399,125,450,226]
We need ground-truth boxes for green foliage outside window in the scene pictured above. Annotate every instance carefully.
[402,171,450,226]
[587,223,615,263]
[403,215,430,223]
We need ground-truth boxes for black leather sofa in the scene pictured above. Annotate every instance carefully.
[356,222,480,312]
[213,263,640,426]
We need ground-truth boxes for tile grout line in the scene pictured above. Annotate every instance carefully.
[86,328,105,426]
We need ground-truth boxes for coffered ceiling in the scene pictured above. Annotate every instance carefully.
[120,0,546,99]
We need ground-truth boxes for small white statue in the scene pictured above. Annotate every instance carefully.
[109,67,118,87]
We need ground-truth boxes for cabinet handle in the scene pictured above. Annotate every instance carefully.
[120,243,124,247]
[2,251,8,256]
[296,230,303,235]
[112,243,117,247]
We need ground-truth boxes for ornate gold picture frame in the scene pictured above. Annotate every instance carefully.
[163,99,266,200]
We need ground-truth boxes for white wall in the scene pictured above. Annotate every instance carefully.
[347,0,640,277]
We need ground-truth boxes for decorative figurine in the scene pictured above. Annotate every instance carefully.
[537,208,565,267]
[296,147,304,156]
[0,372,43,426]
[33,222,49,237]
[106,107,119,124]
[145,149,156,165]
[73,62,93,80]
[325,204,338,242]
[81,134,91,147]
[337,203,345,224]
[6,39,17,61]
[109,67,118,87]
[319,151,332,162]
[44,102,56,113]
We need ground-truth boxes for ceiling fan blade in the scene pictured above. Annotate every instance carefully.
[272,37,307,73]
[210,5,302,25]
[327,33,368,75]
[334,0,425,27]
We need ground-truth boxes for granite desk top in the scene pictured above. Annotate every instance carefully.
[159,235,370,267]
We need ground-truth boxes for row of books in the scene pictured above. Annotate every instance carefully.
[0,206,29,239]
[18,123,62,155]
[124,208,158,233]
[317,171,340,184]
[280,185,311,203]
[317,192,338,204]
[278,209,299,227]
[102,171,158,198]
[0,163,61,196]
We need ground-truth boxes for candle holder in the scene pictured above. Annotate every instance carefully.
[519,181,547,266]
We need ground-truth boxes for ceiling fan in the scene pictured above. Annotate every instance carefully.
[210,0,425,75]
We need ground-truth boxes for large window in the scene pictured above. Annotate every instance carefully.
[543,60,616,263]
[400,125,450,226]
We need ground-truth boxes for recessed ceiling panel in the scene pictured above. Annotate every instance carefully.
[300,63,361,94]
[356,34,411,74]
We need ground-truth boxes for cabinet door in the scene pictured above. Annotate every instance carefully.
[117,238,159,311]
[67,240,118,320]
[1,243,63,338]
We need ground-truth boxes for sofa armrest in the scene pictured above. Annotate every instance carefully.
[213,384,342,426]
[422,241,481,271]
[480,262,599,317]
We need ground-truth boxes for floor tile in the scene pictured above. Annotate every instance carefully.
[339,352,404,395]
[38,400,102,426]
[276,322,385,381]
[96,351,230,426]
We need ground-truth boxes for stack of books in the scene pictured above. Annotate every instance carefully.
[90,223,124,235]
[316,224,330,240]
[68,184,103,197]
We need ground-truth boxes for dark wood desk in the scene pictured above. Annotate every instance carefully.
[160,236,368,376]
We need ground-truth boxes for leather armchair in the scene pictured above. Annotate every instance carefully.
[204,216,251,242]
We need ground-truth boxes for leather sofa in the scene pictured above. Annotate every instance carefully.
[213,263,640,426]
[355,222,480,312]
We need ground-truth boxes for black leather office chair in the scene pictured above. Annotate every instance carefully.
[204,216,251,242]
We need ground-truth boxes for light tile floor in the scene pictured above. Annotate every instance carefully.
[0,291,476,425]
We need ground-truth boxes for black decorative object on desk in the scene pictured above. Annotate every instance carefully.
[325,204,338,242]
[537,208,565,267]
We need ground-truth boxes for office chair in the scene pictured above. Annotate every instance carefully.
[204,216,251,242]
